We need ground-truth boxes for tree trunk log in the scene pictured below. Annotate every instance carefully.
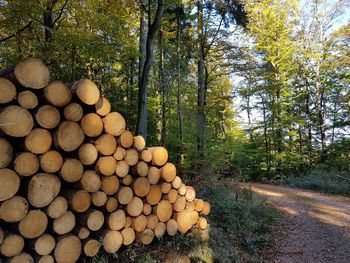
[13,152,39,176]
[0,196,28,222]
[19,210,48,238]
[71,78,100,105]
[0,106,33,137]
[0,168,20,201]
[44,81,71,107]
[17,91,38,109]
[35,105,60,129]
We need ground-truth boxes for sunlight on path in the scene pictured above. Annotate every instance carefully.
[249,183,350,263]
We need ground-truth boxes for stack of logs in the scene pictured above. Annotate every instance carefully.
[0,58,210,263]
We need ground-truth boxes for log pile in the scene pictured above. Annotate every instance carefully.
[0,58,210,262]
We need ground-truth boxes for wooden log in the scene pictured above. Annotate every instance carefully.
[161,182,171,194]
[72,78,100,105]
[148,147,168,166]
[0,78,16,104]
[146,185,162,205]
[136,161,149,177]
[0,196,28,222]
[185,186,196,202]
[166,219,178,236]
[125,216,132,228]
[126,197,143,217]
[191,211,199,225]
[133,135,145,151]
[143,203,152,216]
[172,176,182,189]
[147,215,159,230]
[54,235,81,263]
[173,196,186,212]
[81,113,103,137]
[14,58,49,89]
[105,197,118,213]
[44,81,71,107]
[53,211,76,235]
[8,253,34,263]
[117,186,133,205]
[178,184,187,196]
[176,210,193,234]
[115,160,129,178]
[32,234,55,255]
[121,228,135,246]
[103,112,126,136]
[148,166,160,184]
[25,128,52,154]
[196,217,208,230]
[186,201,195,211]
[154,222,166,238]
[0,227,3,245]
[60,158,83,183]
[17,91,38,109]
[35,105,60,129]
[95,156,116,176]
[108,210,126,231]
[91,191,107,207]
[101,175,119,195]
[63,103,83,122]
[0,234,24,257]
[0,168,20,201]
[200,201,211,216]
[79,170,101,193]
[160,163,176,183]
[83,238,100,257]
[194,199,204,212]
[80,209,104,231]
[139,228,154,245]
[167,189,178,204]
[119,130,134,148]
[19,210,48,238]
[133,177,150,197]
[45,196,68,219]
[140,149,152,162]
[28,173,61,208]
[95,133,116,156]
[0,106,33,137]
[124,148,139,166]
[156,200,173,223]
[103,230,123,253]
[95,97,111,116]
[0,138,13,169]
[40,150,63,173]
[14,152,39,176]
[57,121,85,152]
[133,214,147,232]
[78,143,98,165]
[75,227,90,240]
[113,146,126,161]
[122,174,133,185]
[37,255,54,263]
[65,190,91,213]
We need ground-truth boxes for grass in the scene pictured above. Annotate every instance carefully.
[284,169,350,196]
[84,181,279,263]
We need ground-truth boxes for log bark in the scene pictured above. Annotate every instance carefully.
[54,235,81,263]
[28,173,61,208]
[103,112,126,136]
[25,128,52,154]
[0,196,28,222]
[0,234,24,257]
[95,97,111,116]
[19,210,48,238]
[17,91,38,109]
[60,159,83,183]
[53,211,76,235]
[57,121,84,152]
[14,58,50,89]
[45,196,68,219]
[63,103,83,122]
[95,134,116,156]
[14,152,39,176]
[44,81,71,107]
[81,113,103,137]
[0,138,13,169]
[0,168,20,201]
[0,106,33,137]
[0,78,16,104]
[40,150,63,173]
[103,230,123,253]
[35,105,60,129]
[71,78,100,105]
[108,210,126,231]
[78,143,98,165]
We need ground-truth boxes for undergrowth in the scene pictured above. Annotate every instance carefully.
[85,182,279,263]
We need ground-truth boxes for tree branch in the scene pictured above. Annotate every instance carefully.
[0,21,32,43]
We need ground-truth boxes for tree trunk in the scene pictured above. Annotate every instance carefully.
[158,29,166,146]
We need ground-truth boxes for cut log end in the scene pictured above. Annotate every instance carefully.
[0,106,34,137]
[0,78,16,104]
[14,58,50,89]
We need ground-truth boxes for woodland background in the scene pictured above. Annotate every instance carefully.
[1,0,349,184]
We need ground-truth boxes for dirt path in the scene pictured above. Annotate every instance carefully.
[249,183,350,263]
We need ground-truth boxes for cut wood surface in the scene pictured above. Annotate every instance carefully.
[60,159,83,183]
[78,143,98,165]
[14,58,49,89]
[54,235,81,263]
[53,211,76,235]
[0,106,33,137]
[44,81,71,107]
[45,196,68,219]
[72,78,100,105]
[63,103,83,122]
[35,105,60,129]
[81,113,103,137]
[14,152,39,176]
[0,196,28,222]
[103,112,126,136]
[95,97,111,116]
[19,210,48,238]
[0,138,12,169]
[40,150,63,173]
[17,90,38,109]
[0,234,24,257]
[0,78,16,104]
[57,121,84,152]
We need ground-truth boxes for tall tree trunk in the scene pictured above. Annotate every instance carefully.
[197,0,206,153]
[136,0,164,140]
[158,30,166,146]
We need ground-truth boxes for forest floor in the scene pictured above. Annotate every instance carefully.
[249,183,350,263]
